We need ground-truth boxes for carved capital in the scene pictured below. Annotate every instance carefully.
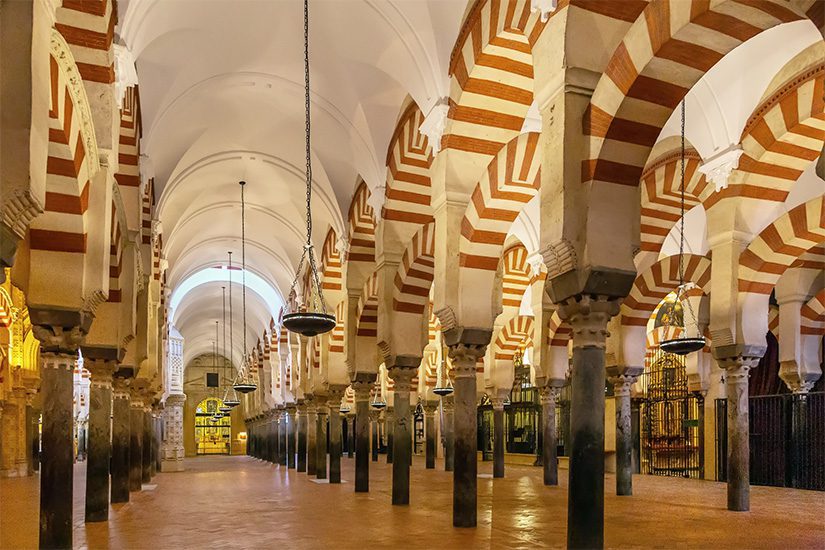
[558,295,620,350]
[606,366,643,398]
[351,373,376,401]
[388,362,418,393]
[716,355,760,382]
[32,324,85,354]
[539,385,561,407]
[86,359,117,388]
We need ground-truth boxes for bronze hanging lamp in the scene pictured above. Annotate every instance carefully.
[282,0,335,337]
[660,100,706,356]
[233,181,258,394]
[370,380,387,410]
[224,252,243,406]
[433,348,454,396]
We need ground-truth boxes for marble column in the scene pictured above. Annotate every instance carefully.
[389,365,416,505]
[607,367,642,496]
[424,403,437,469]
[129,394,144,492]
[142,401,153,482]
[353,379,372,492]
[84,358,116,522]
[270,414,278,464]
[370,410,380,462]
[327,387,345,483]
[442,395,455,472]
[306,398,317,476]
[539,385,561,486]
[446,338,488,528]
[385,407,394,464]
[347,415,355,458]
[316,403,328,479]
[492,397,505,479]
[287,406,297,468]
[36,331,80,550]
[161,394,185,472]
[297,403,307,472]
[111,378,131,503]
[148,409,157,477]
[279,409,288,466]
[717,354,760,512]
[155,413,162,472]
[562,296,620,550]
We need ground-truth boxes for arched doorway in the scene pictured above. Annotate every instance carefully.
[195,398,231,455]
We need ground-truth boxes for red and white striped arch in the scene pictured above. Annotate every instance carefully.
[622,254,712,327]
[115,86,141,191]
[801,289,825,335]
[585,0,813,189]
[107,201,123,303]
[713,63,825,209]
[392,222,435,315]
[459,132,541,271]
[640,148,711,257]
[428,304,441,344]
[321,228,342,291]
[423,348,438,388]
[547,311,571,349]
[347,181,376,264]
[383,102,433,228]
[739,196,825,295]
[0,288,11,329]
[329,301,346,354]
[55,0,116,85]
[444,0,545,158]
[356,271,379,337]
[494,314,534,361]
[501,243,531,309]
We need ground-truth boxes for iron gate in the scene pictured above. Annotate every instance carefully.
[640,348,703,478]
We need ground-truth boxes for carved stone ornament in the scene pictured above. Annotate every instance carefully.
[2,189,44,239]
[540,238,577,279]
[419,98,449,154]
[434,305,458,332]
[698,144,743,192]
[32,324,85,355]
[50,29,100,179]
[531,0,558,22]
[558,295,621,350]
[447,342,486,378]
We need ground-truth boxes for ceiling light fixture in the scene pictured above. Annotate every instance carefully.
[224,253,242,406]
[233,181,258,394]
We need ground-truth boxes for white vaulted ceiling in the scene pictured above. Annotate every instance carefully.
[117,0,466,367]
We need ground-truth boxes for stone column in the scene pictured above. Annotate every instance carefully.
[607,367,642,496]
[35,324,81,550]
[142,401,153,482]
[347,415,355,458]
[539,385,561,486]
[25,390,37,476]
[129,393,144,492]
[270,413,278,464]
[491,397,505,479]
[371,410,380,461]
[316,402,328,479]
[155,412,162,472]
[161,393,185,472]
[83,358,116,522]
[111,378,131,503]
[561,296,620,549]
[389,365,416,505]
[353,378,372,492]
[442,395,455,472]
[446,337,489,528]
[424,402,437,469]
[326,387,345,483]
[148,408,158,477]
[716,354,760,512]
[297,403,307,472]
[305,397,317,476]
[385,407,394,464]
[279,408,288,466]
[287,406,297,468]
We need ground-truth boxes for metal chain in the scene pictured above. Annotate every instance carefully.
[228,251,236,383]
[679,99,686,288]
[222,286,228,399]
[240,180,248,382]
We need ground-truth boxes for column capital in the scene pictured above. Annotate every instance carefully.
[30,309,93,354]
[490,397,506,411]
[606,366,643,397]
[422,401,439,414]
[351,374,376,400]
[326,384,347,408]
[446,332,489,379]
[388,363,418,393]
[86,359,118,389]
[716,354,761,379]
[165,393,186,406]
[539,385,562,407]
[441,394,455,412]
[558,295,621,349]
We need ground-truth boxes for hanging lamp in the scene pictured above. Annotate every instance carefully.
[370,382,387,410]
[214,319,231,413]
[660,99,706,356]
[233,181,258,394]
[282,0,336,337]
[223,253,242,407]
[433,353,454,396]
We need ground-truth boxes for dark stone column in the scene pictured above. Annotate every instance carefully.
[385,407,394,464]
[562,296,620,550]
[24,391,36,476]
[607,367,642,496]
[445,334,489,529]
[297,405,307,472]
[492,398,505,479]
[353,380,372,492]
[789,392,808,488]
[716,354,759,512]
[148,410,157,477]
[327,388,345,483]
[287,407,296,468]
[83,359,116,522]
[37,341,78,550]
[389,365,416,505]
[129,396,144,492]
[270,415,278,464]
[347,416,355,458]
[540,385,561,486]
[306,399,318,476]
[316,404,328,480]
[371,411,379,462]
[442,396,455,472]
[30,401,41,473]
[279,410,288,466]
[110,379,131,503]
[142,403,152,483]
[424,403,437,469]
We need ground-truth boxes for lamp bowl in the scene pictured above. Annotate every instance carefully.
[224,399,241,408]
[433,387,454,397]
[371,402,387,410]
[233,383,257,394]
[660,336,706,355]
[283,312,336,337]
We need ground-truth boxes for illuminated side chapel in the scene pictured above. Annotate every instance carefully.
[0,0,823,549]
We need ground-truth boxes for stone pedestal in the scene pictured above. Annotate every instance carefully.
[608,367,642,496]
[353,379,371,492]
[297,404,307,472]
[84,359,116,522]
[424,403,437,469]
[111,379,131,503]
[389,366,416,505]
[287,407,297,468]
[562,296,619,550]
[447,338,488,528]
[129,397,144,492]
[38,349,77,549]
[161,393,185,472]
[306,399,318,476]
[442,396,455,472]
[717,354,759,512]
[540,386,561,486]
[316,405,328,479]
[492,398,505,478]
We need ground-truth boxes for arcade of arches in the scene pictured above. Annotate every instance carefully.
[0,0,823,548]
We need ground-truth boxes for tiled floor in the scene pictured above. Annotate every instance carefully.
[2,455,823,549]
